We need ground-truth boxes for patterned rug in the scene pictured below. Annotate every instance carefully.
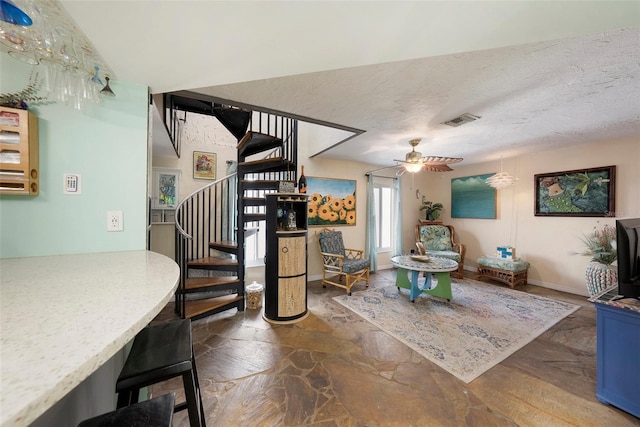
[333,279,580,383]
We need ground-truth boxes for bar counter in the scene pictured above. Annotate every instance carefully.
[0,251,179,426]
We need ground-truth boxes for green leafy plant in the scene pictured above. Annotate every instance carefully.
[578,222,617,265]
[419,196,443,221]
[0,71,47,109]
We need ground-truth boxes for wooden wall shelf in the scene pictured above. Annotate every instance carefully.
[0,107,39,196]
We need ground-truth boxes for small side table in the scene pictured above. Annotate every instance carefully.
[391,255,458,302]
[476,256,530,289]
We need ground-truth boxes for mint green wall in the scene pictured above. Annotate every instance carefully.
[0,53,149,258]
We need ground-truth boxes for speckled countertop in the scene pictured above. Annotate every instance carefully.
[589,285,640,313]
[0,251,179,427]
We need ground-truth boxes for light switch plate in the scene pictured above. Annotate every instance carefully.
[63,173,81,194]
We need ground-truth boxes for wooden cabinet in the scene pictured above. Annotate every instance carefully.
[264,193,308,323]
[0,107,39,195]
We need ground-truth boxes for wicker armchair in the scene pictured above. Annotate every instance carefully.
[316,228,370,295]
[415,222,466,279]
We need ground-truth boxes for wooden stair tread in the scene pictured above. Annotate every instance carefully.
[238,157,294,174]
[239,157,285,167]
[209,240,237,250]
[243,197,266,206]
[185,276,240,290]
[243,213,266,222]
[184,295,244,319]
[188,257,238,267]
[241,180,280,190]
[237,131,282,157]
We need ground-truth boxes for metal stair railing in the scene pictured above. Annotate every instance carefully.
[172,107,299,319]
[174,172,237,316]
[236,115,298,285]
[162,93,186,158]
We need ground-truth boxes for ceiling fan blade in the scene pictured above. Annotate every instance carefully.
[421,156,464,165]
[423,164,454,172]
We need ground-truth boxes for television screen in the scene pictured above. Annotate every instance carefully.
[616,218,640,299]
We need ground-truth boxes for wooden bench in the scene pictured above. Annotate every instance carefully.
[476,256,530,289]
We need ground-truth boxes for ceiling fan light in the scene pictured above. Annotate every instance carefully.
[406,151,422,162]
[405,162,423,173]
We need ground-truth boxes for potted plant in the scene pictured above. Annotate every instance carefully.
[419,196,443,221]
[578,223,617,295]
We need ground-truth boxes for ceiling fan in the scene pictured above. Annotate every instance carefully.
[394,139,463,175]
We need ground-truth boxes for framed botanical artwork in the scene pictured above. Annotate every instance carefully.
[193,151,216,179]
[307,177,357,226]
[451,174,496,219]
[534,165,616,217]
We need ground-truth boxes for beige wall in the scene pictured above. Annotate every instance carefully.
[401,135,639,296]
[152,114,639,297]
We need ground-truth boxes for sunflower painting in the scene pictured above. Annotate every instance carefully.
[306,177,357,226]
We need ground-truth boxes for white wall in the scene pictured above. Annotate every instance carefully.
[150,112,238,259]
[402,136,639,296]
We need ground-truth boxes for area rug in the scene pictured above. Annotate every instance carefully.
[332,279,580,383]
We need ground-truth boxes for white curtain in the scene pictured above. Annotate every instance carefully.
[393,176,403,255]
[365,174,378,272]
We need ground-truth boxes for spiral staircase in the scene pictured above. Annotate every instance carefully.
[161,92,298,320]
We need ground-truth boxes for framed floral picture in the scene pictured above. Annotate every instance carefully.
[307,177,357,226]
[534,165,616,217]
[193,151,216,179]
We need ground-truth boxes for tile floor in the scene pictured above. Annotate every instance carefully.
[151,269,640,427]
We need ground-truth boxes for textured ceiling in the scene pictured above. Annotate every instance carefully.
[196,28,640,166]
[58,1,640,167]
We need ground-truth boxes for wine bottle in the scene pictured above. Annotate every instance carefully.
[298,165,307,193]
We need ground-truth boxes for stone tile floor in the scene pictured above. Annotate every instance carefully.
[151,269,640,426]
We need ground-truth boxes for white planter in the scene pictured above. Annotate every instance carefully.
[585,262,618,296]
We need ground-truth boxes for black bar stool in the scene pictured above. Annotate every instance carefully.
[116,319,206,427]
[78,393,175,427]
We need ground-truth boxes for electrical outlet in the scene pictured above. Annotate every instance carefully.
[107,211,123,232]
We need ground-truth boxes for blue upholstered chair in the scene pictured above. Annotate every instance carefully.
[316,228,370,295]
[415,222,466,279]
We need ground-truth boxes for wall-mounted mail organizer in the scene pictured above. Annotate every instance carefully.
[0,107,39,196]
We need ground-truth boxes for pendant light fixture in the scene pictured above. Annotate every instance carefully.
[485,157,518,189]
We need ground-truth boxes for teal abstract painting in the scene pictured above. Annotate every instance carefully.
[451,174,496,219]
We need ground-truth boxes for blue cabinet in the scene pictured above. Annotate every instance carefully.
[595,302,640,418]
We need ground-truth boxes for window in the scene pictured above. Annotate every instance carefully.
[245,220,266,266]
[373,182,395,251]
